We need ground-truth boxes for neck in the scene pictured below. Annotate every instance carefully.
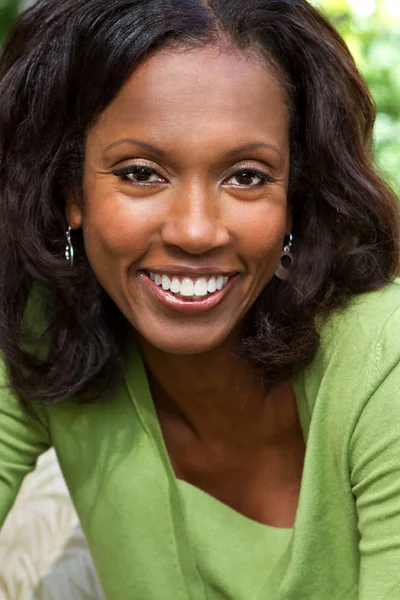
[134,333,288,442]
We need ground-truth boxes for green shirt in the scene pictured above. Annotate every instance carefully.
[2,280,400,599]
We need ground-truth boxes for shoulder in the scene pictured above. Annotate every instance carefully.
[296,279,400,431]
[0,357,49,436]
[320,278,400,348]
[319,278,400,383]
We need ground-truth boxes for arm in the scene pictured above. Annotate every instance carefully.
[0,360,51,527]
[350,359,400,599]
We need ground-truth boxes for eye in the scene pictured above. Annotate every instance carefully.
[224,168,276,187]
[112,165,167,184]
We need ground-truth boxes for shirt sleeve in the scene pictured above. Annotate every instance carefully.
[0,359,51,528]
[350,351,400,599]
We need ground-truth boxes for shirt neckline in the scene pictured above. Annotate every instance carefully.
[124,339,309,534]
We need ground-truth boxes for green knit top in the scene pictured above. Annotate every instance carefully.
[2,280,400,599]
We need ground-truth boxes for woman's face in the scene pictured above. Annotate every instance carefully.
[67,46,291,354]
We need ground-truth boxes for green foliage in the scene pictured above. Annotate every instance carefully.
[315,0,400,192]
[0,0,19,44]
[0,0,399,191]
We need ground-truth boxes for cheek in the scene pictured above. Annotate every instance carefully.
[81,189,155,281]
[230,199,288,271]
[79,194,156,304]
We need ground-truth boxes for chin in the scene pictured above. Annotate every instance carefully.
[135,325,234,356]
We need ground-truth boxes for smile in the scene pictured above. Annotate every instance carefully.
[148,272,230,299]
[139,270,238,313]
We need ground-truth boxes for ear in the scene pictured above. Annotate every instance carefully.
[65,190,83,229]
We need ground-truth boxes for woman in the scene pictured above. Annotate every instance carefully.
[0,0,399,598]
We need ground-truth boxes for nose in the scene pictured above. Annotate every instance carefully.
[160,182,230,255]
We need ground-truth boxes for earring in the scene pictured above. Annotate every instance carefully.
[275,233,294,280]
[65,226,74,267]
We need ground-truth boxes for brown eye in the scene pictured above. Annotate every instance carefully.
[112,165,166,184]
[225,168,276,187]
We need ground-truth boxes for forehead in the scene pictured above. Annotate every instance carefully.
[90,46,289,157]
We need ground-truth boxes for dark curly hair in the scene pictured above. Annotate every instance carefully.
[0,0,399,410]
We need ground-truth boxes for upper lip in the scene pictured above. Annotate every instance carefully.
[140,266,239,277]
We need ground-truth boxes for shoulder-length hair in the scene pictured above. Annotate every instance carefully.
[0,0,399,409]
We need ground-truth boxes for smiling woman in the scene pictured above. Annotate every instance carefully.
[0,1,400,599]
[70,47,291,354]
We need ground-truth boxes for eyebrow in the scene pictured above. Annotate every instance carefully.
[104,138,166,156]
[104,138,283,159]
[225,142,283,159]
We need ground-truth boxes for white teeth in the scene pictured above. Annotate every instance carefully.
[216,276,224,291]
[180,278,195,297]
[148,272,232,299]
[161,274,171,291]
[194,278,208,297]
[170,277,181,294]
[207,277,217,293]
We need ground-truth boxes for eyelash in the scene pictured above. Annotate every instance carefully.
[112,165,165,185]
[226,168,277,187]
[112,165,277,187]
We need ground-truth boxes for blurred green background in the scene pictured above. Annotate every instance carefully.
[1,0,399,191]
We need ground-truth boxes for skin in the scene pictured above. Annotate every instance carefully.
[66,46,305,528]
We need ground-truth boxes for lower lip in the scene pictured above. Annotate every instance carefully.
[138,272,237,313]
